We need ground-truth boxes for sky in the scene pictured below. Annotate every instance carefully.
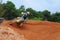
[2,0,60,13]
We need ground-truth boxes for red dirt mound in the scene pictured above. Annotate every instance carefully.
[1,20,60,40]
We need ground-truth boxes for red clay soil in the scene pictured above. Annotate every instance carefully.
[1,20,60,40]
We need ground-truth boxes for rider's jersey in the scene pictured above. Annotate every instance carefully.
[21,12,27,20]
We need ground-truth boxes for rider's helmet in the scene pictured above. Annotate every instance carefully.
[26,12,30,15]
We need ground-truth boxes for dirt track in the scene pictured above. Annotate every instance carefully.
[0,20,60,40]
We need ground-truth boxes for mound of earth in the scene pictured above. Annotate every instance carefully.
[0,20,60,40]
[0,25,27,40]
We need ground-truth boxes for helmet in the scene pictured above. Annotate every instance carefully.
[27,12,30,15]
[21,12,24,14]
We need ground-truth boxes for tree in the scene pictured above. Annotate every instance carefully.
[18,5,25,16]
[0,0,4,17]
[19,5,25,12]
[26,8,39,19]
[37,11,44,20]
[50,12,60,22]
[2,1,18,20]
[42,10,51,20]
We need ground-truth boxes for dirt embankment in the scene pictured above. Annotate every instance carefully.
[0,20,60,40]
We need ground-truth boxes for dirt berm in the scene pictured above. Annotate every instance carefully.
[0,20,60,40]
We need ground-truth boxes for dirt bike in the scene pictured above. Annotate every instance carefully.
[9,17,27,27]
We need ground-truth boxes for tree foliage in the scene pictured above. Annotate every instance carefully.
[0,1,4,17]
[2,1,18,20]
[18,5,25,16]
[26,8,39,19]
[50,12,60,22]
[42,10,51,20]
[0,1,60,22]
